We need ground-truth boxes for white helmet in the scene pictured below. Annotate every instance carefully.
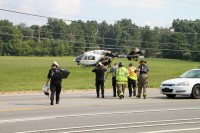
[134,47,139,53]
[52,61,59,67]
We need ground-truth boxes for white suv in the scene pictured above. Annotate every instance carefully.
[160,69,200,99]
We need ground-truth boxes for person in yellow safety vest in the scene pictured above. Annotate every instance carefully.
[115,62,129,99]
[128,63,138,97]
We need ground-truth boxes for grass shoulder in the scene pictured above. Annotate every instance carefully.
[0,56,199,92]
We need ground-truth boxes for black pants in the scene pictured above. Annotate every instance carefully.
[128,78,137,96]
[50,81,61,102]
[96,80,104,97]
[112,77,117,96]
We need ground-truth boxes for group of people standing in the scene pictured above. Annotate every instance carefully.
[92,60,149,99]
[45,59,149,105]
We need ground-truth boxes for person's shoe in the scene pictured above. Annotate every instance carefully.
[119,93,124,99]
[102,95,104,98]
[97,95,99,98]
[144,96,146,99]
[56,101,59,104]
[129,94,132,97]
[133,91,136,97]
[136,95,140,98]
[50,100,53,105]
[113,94,116,97]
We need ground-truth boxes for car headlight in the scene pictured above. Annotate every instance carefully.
[176,81,189,86]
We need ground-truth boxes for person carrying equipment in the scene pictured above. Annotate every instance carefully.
[137,60,149,99]
[128,63,138,97]
[46,61,63,105]
[115,62,128,99]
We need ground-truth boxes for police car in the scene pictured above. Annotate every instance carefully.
[160,69,200,99]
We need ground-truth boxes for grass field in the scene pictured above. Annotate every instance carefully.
[0,56,199,92]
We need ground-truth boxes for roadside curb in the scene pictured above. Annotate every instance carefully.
[0,88,159,95]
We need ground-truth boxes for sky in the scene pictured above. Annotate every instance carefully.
[0,0,200,28]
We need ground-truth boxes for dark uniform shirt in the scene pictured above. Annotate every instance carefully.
[92,66,107,81]
[47,68,62,83]
[138,64,149,75]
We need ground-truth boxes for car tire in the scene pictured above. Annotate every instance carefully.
[191,85,200,99]
[166,94,176,98]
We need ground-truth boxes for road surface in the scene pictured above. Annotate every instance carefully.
[0,89,200,133]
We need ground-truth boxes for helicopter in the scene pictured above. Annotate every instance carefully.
[74,47,145,68]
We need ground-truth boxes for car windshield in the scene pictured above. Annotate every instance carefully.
[179,69,200,78]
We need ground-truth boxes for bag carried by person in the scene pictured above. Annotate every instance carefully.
[52,68,70,79]
[42,84,50,96]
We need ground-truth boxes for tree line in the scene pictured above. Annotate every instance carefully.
[0,18,200,61]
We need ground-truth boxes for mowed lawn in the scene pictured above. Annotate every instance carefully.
[0,56,199,92]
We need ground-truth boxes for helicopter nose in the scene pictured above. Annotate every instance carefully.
[74,57,80,63]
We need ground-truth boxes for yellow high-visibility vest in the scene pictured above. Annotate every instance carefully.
[128,66,138,80]
[116,67,128,84]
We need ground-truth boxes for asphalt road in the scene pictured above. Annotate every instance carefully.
[0,89,200,133]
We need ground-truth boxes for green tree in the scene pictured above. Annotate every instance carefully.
[47,18,68,39]
[162,33,188,59]
[17,23,33,41]
[97,21,110,49]
[84,20,98,49]
[140,26,159,57]
[112,19,141,54]
[158,28,171,58]
[191,38,200,61]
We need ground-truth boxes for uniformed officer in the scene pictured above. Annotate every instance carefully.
[137,60,149,99]
[92,62,107,98]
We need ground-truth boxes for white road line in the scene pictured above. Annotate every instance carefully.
[1,107,200,124]
[58,121,200,133]
[15,118,200,133]
[140,127,200,133]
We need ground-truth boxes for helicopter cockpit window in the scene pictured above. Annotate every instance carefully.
[83,56,87,60]
[88,56,95,60]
